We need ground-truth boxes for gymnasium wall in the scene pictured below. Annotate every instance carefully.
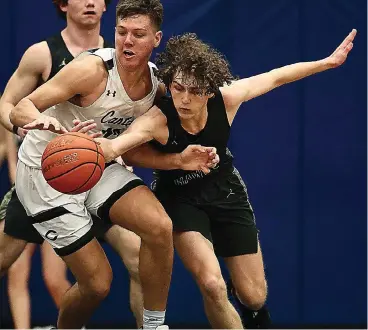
[0,0,366,328]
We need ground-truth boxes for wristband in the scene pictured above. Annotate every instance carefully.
[12,125,19,135]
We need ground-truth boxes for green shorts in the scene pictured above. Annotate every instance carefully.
[0,185,15,220]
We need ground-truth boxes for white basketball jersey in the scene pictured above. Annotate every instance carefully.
[18,48,159,168]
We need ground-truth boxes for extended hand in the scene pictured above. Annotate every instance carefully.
[180,145,220,174]
[23,114,67,134]
[327,29,356,68]
[71,119,102,138]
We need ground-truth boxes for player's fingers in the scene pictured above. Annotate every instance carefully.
[43,118,50,130]
[205,147,217,154]
[77,123,97,134]
[73,119,81,126]
[51,119,61,132]
[71,119,95,132]
[200,165,210,174]
[190,145,206,153]
[340,29,357,49]
[60,125,68,134]
[89,132,102,138]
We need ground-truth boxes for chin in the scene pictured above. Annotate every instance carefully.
[177,111,194,119]
[121,56,149,71]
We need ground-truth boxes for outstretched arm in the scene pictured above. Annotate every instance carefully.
[10,55,105,133]
[221,29,357,123]
[122,143,218,173]
[96,107,219,173]
[96,106,165,162]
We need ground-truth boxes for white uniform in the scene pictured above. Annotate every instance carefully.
[16,48,158,255]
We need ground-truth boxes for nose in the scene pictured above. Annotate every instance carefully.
[86,0,95,7]
[182,91,191,104]
[124,33,134,46]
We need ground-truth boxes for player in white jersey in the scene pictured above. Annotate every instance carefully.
[9,0,218,328]
[0,0,146,328]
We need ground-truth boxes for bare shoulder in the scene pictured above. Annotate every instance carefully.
[18,41,51,75]
[219,80,243,106]
[53,54,107,95]
[68,53,107,77]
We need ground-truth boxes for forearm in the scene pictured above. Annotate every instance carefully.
[0,102,16,132]
[9,98,42,128]
[6,131,17,184]
[122,143,182,170]
[273,58,332,87]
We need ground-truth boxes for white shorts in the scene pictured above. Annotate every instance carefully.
[16,160,144,256]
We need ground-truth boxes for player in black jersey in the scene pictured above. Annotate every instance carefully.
[98,30,357,328]
[0,0,147,328]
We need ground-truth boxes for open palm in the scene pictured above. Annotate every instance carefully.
[328,29,357,68]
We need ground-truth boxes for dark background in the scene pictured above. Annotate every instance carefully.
[0,0,366,328]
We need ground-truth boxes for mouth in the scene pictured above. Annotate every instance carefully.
[123,50,136,58]
[83,11,96,16]
[179,107,191,112]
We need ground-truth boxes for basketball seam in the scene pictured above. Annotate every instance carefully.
[64,132,96,142]
[46,162,103,182]
[68,140,101,194]
[43,147,104,162]
[68,166,99,194]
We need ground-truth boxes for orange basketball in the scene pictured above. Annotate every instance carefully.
[41,132,105,195]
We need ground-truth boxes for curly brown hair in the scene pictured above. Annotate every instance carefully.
[116,0,163,31]
[156,33,235,95]
[53,0,112,21]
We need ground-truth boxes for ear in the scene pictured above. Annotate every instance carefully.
[154,31,163,48]
[59,2,68,14]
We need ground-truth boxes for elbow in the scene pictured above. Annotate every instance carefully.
[10,98,27,126]
[9,108,18,126]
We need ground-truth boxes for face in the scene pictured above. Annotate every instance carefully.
[115,15,162,71]
[61,0,106,27]
[169,71,212,120]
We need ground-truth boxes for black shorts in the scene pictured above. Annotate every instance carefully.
[155,167,258,257]
[4,189,113,245]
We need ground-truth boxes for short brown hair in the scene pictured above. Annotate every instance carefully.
[116,0,163,31]
[53,0,112,21]
[156,33,235,95]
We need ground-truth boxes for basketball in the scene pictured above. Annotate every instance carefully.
[41,132,105,195]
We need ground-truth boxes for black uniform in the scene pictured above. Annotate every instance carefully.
[151,91,258,257]
[3,34,113,244]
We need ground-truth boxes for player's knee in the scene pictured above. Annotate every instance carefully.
[145,213,172,247]
[81,266,113,300]
[198,273,227,303]
[43,273,63,295]
[237,279,267,310]
[124,248,140,281]
[7,265,28,288]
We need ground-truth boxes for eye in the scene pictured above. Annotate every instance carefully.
[173,84,183,92]
[134,33,145,38]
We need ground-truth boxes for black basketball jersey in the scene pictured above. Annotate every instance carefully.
[151,90,234,191]
[46,33,113,80]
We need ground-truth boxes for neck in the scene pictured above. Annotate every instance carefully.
[62,21,102,56]
[116,55,150,90]
[181,107,208,135]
